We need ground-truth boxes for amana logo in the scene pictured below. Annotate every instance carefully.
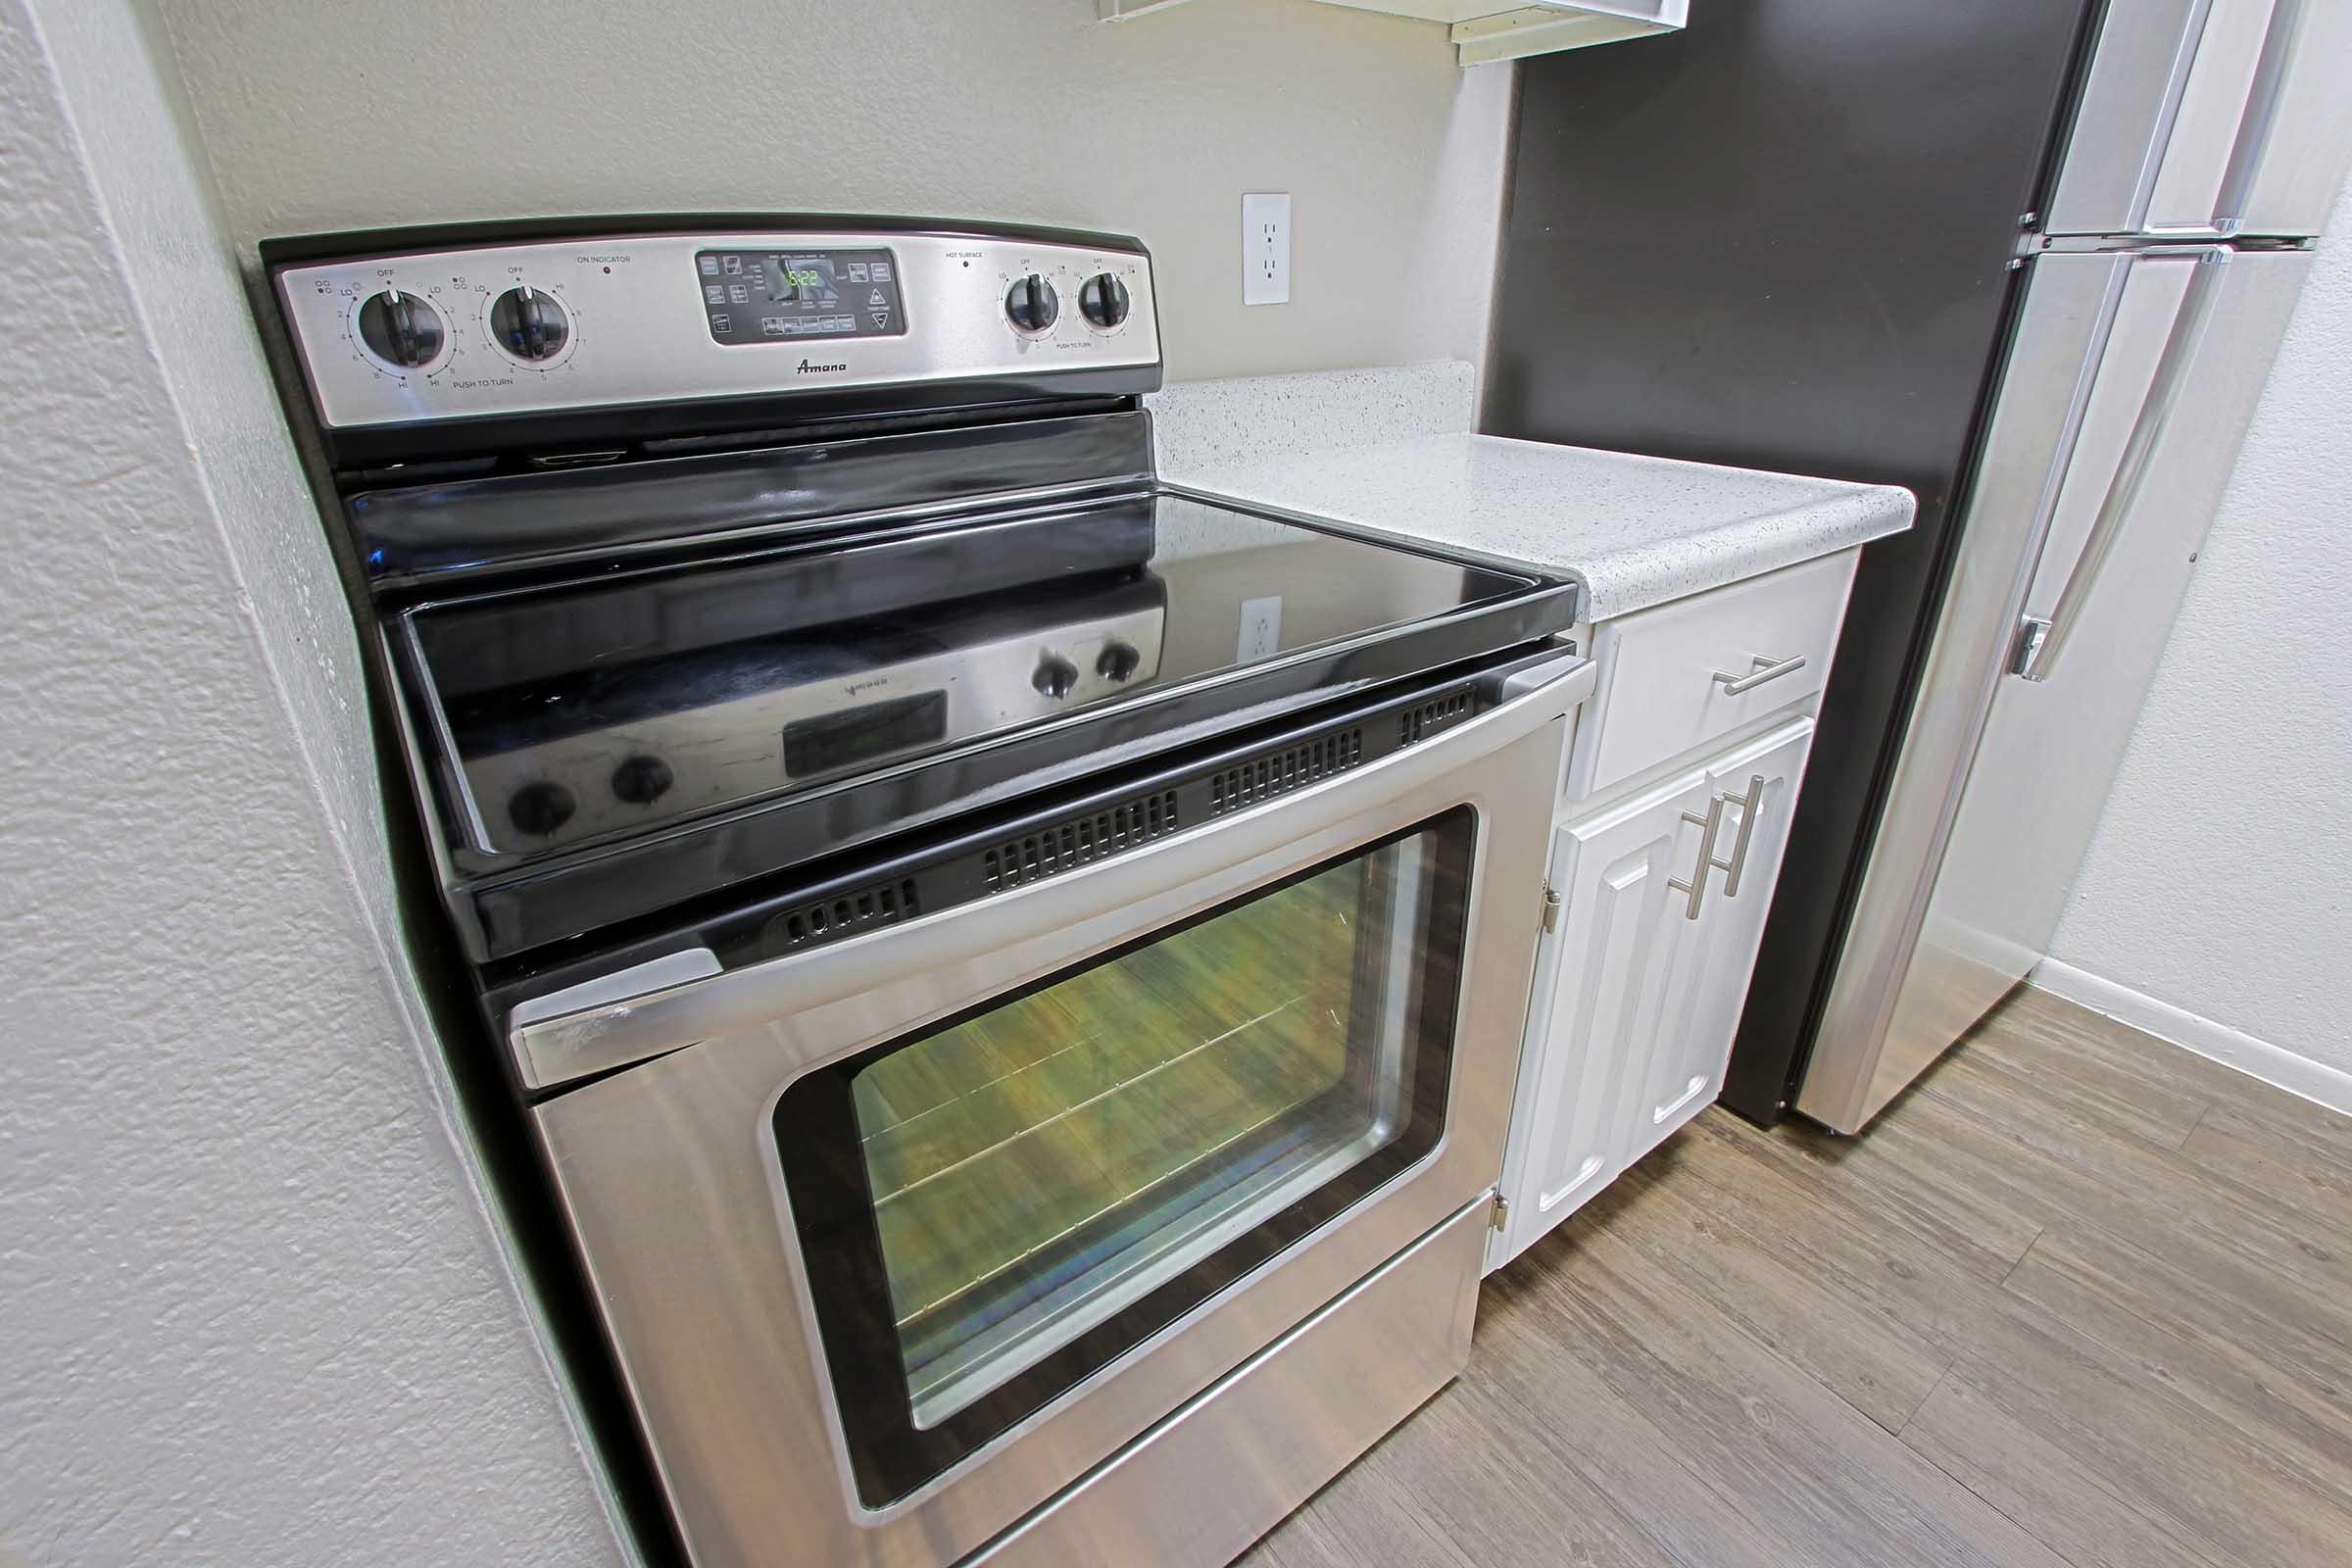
[797,359,849,375]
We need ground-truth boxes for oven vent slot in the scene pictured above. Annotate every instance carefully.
[1399,692,1472,747]
[985,791,1180,891]
[773,878,921,949]
[1208,726,1364,816]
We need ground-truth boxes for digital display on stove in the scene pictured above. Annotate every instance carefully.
[768,256,837,301]
[695,246,907,346]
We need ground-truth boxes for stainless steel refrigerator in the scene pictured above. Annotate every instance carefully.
[1488,0,2352,1131]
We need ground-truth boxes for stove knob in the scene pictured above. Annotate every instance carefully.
[610,754,673,805]
[507,780,577,837]
[1096,641,1142,681]
[1005,273,1059,334]
[1032,653,1080,700]
[1079,272,1131,330]
[357,286,445,368]
[489,285,569,362]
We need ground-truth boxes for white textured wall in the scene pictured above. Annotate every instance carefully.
[2048,166,2352,1082]
[0,3,625,1564]
[153,0,1515,385]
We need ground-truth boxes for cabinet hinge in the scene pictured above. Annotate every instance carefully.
[1489,1191,1510,1231]
[1540,881,1563,934]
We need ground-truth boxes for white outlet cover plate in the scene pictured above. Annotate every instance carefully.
[1238,595,1284,661]
[1244,193,1291,306]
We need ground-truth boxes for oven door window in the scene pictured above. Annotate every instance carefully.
[773,808,1474,1505]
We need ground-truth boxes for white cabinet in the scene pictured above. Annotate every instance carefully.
[1313,3,1687,64]
[1569,548,1851,800]
[1626,719,1815,1165]
[1096,1,1688,65]
[1490,718,1815,1271]
[1485,549,1863,1276]
[1489,770,1711,1268]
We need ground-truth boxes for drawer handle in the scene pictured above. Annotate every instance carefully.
[1714,653,1807,696]
[1665,772,1769,919]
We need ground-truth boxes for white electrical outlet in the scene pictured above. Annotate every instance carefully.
[1243,193,1291,307]
[1238,596,1284,662]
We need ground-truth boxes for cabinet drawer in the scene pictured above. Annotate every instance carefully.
[1570,550,1855,800]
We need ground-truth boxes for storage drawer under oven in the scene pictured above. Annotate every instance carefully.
[515,649,1590,1568]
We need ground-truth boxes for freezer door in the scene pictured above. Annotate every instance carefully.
[1799,247,2310,1132]
[2045,0,2352,238]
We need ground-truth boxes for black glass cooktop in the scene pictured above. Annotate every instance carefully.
[405,494,1539,858]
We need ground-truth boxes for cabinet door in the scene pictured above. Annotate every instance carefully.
[1489,769,1712,1272]
[1629,719,1816,1163]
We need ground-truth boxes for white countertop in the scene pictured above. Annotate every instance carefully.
[1165,429,1916,622]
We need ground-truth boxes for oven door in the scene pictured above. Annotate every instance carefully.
[522,652,1591,1568]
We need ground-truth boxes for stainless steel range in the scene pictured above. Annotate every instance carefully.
[264,215,1593,1568]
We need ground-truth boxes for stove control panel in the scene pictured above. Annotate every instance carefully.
[695,246,906,346]
[270,225,1158,432]
[450,604,1168,857]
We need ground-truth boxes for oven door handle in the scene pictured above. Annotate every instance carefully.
[1484,644,1592,704]
[509,648,1595,1091]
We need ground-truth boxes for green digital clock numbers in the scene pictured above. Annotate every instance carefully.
[770,256,836,303]
[700,247,903,344]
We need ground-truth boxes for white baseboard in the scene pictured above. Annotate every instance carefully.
[2029,957,2352,1118]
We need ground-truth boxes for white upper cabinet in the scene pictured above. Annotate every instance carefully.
[1323,2,1685,64]
[1097,1,1689,65]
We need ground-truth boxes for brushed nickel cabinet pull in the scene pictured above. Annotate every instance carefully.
[1718,773,1768,897]
[1668,773,1770,918]
[1666,795,1726,921]
[1714,653,1807,696]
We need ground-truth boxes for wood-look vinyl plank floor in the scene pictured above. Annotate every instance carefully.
[1238,986,2352,1568]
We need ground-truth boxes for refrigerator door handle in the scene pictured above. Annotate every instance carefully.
[2222,0,2352,234]
[2010,616,2054,679]
[2143,0,2279,234]
[2018,249,2230,683]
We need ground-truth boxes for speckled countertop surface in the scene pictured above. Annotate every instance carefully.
[1150,367,1915,622]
